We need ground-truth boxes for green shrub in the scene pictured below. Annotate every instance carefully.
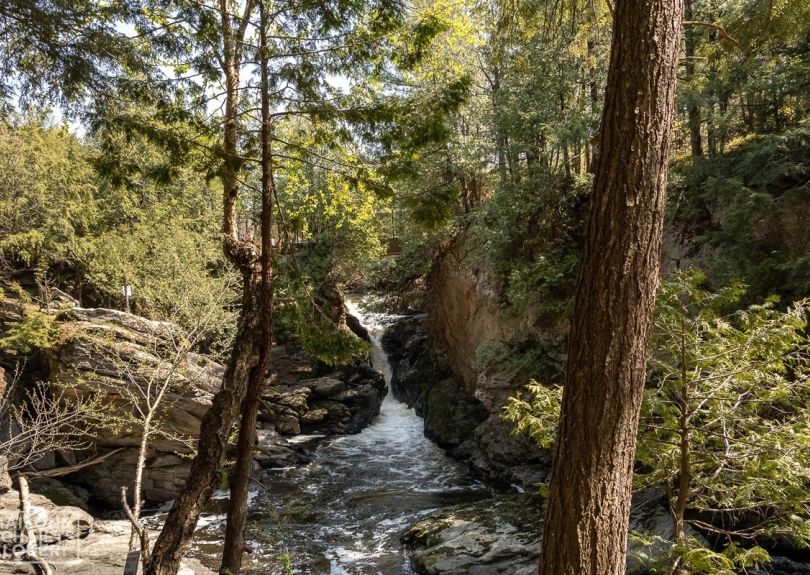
[0,309,60,354]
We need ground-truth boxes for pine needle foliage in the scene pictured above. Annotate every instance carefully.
[505,270,810,571]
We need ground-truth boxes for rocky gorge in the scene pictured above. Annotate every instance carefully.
[376,232,810,575]
[382,232,565,488]
[1,260,808,574]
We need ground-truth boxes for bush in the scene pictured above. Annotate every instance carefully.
[0,309,60,355]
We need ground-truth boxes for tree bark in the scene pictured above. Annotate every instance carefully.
[144,3,258,575]
[537,0,684,574]
[220,1,276,571]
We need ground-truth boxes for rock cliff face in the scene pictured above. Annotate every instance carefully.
[384,233,567,486]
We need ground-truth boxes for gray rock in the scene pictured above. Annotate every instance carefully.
[275,413,301,435]
[402,494,541,575]
[301,377,345,398]
[402,490,702,575]
[16,301,386,506]
[28,477,90,512]
[39,307,223,506]
[255,429,301,469]
[20,519,214,575]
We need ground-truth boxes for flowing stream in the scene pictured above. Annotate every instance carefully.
[188,298,491,574]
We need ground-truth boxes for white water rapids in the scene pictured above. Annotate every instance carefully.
[186,297,490,574]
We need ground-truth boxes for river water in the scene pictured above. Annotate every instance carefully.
[188,299,491,574]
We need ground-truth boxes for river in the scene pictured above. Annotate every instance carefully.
[186,299,491,574]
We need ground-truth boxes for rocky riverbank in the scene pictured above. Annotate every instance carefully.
[0,292,386,573]
[19,304,385,507]
[401,490,810,575]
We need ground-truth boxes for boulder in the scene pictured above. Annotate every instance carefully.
[275,412,301,435]
[254,429,304,469]
[43,307,223,506]
[301,377,345,398]
[19,518,215,575]
[259,345,387,437]
[402,494,539,575]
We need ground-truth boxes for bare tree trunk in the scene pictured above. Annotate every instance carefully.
[537,0,684,573]
[17,476,55,575]
[144,3,258,574]
[685,0,703,157]
[128,412,153,570]
[670,315,691,575]
[220,1,276,571]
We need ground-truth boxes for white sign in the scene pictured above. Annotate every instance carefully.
[122,285,132,297]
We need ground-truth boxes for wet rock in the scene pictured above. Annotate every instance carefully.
[384,315,548,486]
[275,412,301,435]
[380,231,567,489]
[402,494,539,575]
[255,429,303,469]
[402,490,701,575]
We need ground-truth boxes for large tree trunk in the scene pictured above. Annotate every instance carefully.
[220,1,276,571]
[144,3,257,574]
[537,0,683,574]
